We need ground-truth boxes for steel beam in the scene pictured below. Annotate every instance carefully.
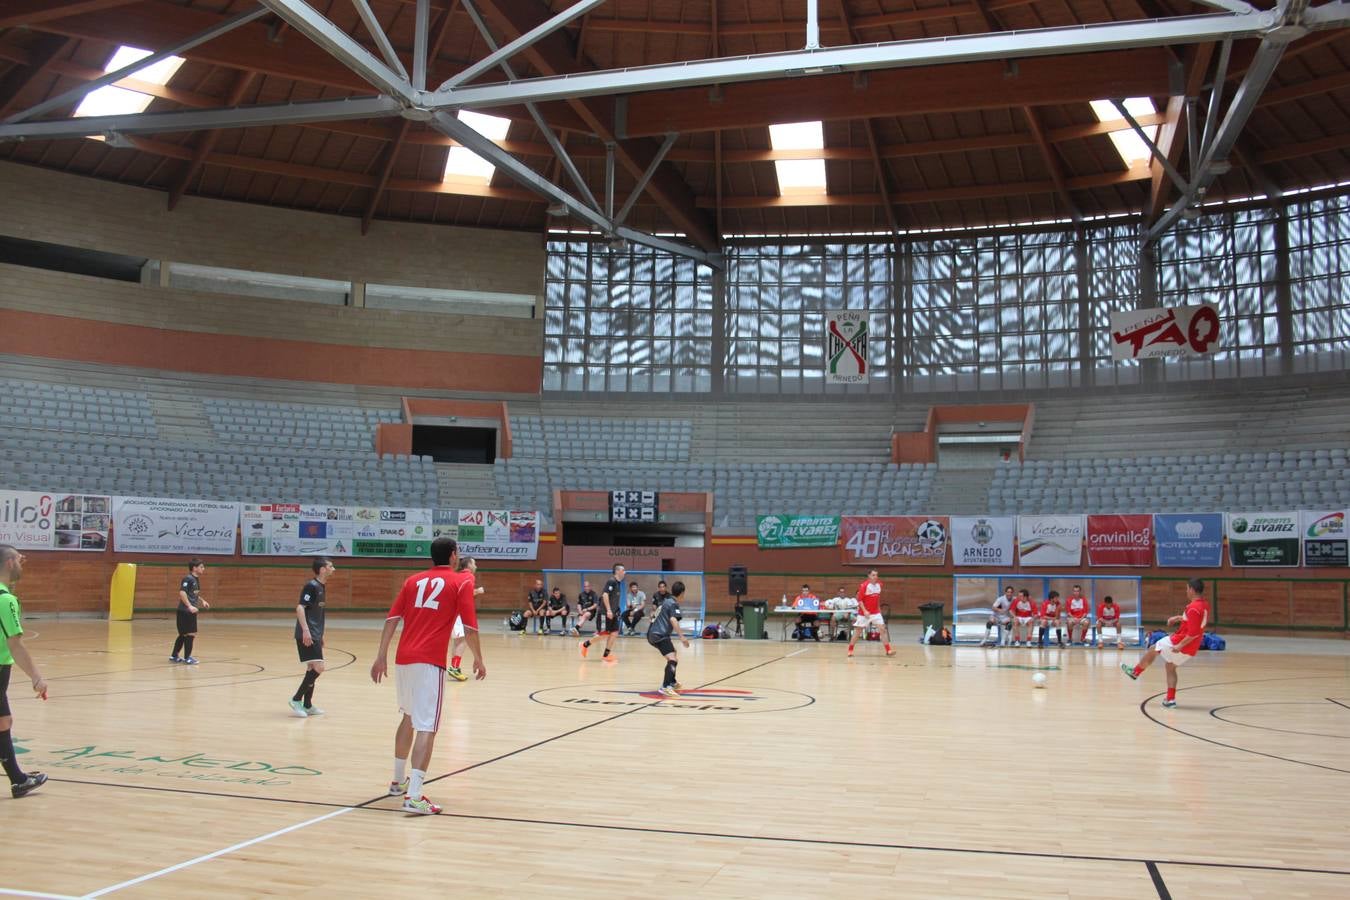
[614,132,677,226]
[438,0,609,90]
[0,95,405,142]
[424,11,1326,112]
[257,0,416,102]
[351,0,411,81]
[1112,98,1188,194]
[4,5,270,125]
[412,0,431,90]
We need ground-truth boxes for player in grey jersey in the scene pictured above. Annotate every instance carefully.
[982,586,1014,647]
[647,581,691,697]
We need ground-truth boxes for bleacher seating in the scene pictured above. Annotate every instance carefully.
[510,414,692,462]
[0,379,157,439]
[203,398,399,452]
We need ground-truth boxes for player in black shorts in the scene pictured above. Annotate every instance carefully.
[290,557,334,718]
[169,558,209,665]
[544,586,569,635]
[571,580,598,635]
[522,579,548,635]
[648,581,690,697]
[1,545,49,798]
[580,563,624,661]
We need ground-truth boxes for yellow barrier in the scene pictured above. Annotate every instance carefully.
[109,563,136,621]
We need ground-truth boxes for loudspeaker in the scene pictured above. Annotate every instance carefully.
[728,565,748,596]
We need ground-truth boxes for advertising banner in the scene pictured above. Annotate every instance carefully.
[113,497,239,555]
[1301,509,1348,567]
[0,491,111,551]
[434,509,540,560]
[1226,511,1300,567]
[1109,303,1221,360]
[1086,514,1153,567]
[826,311,869,384]
[1154,513,1225,567]
[241,504,355,557]
[840,516,948,566]
[756,514,841,549]
[1016,515,1085,567]
[350,506,432,558]
[949,516,1015,567]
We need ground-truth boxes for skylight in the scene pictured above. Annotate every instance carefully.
[769,120,827,194]
[1089,98,1159,168]
[443,110,512,184]
[74,46,184,119]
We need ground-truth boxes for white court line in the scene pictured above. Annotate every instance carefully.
[0,889,83,900]
[81,807,353,898]
[785,647,810,657]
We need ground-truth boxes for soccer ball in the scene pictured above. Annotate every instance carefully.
[1032,672,1047,688]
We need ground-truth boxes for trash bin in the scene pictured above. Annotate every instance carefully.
[919,601,945,634]
[741,599,768,640]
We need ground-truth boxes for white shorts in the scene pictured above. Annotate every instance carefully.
[1099,619,1122,631]
[1015,616,1034,626]
[452,616,464,639]
[853,612,885,629]
[395,662,445,732]
[1152,635,1192,667]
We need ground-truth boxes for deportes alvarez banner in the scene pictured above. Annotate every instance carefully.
[434,509,540,560]
[1226,511,1300,567]
[241,504,355,557]
[825,311,868,384]
[351,506,432,558]
[1302,509,1348,567]
[841,516,948,566]
[0,490,111,551]
[756,515,841,549]
[1086,514,1153,567]
[1108,303,1221,360]
[1154,513,1224,567]
[950,516,1015,567]
[113,497,239,555]
[1017,515,1085,567]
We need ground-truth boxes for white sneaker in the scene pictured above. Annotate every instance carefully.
[288,699,308,718]
[389,778,409,796]
[304,706,325,717]
[402,795,442,815]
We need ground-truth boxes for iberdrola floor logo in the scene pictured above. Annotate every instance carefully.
[530,683,814,715]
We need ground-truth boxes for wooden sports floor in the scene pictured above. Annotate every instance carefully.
[3,618,1349,899]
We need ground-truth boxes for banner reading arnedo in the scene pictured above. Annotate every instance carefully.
[1226,511,1300,567]
[434,508,540,560]
[0,490,112,551]
[1109,303,1221,360]
[1017,515,1085,567]
[1302,509,1348,567]
[241,504,355,557]
[113,497,239,555]
[841,516,948,566]
[756,515,841,549]
[1154,513,1224,567]
[1086,514,1153,567]
[351,506,432,558]
[950,516,1015,567]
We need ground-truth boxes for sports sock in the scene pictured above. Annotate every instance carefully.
[303,670,320,707]
[582,639,591,648]
[0,730,26,784]
[172,636,185,657]
[292,670,316,702]
[1057,628,1064,643]
[847,643,855,652]
[884,643,892,653]
[451,655,462,669]
[1166,687,1177,701]
[602,648,611,658]
[663,660,676,687]
[393,758,407,784]
[1132,664,1144,677]
[408,768,426,798]
[183,636,195,658]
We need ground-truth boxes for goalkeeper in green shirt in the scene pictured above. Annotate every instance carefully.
[0,544,48,798]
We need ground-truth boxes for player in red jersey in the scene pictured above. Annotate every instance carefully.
[1122,578,1210,708]
[1010,589,1037,647]
[1038,591,1064,648]
[1065,588,1091,646]
[1095,595,1126,649]
[371,537,486,815]
[848,569,895,658]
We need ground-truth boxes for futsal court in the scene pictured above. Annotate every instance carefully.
[3,618,1348,899]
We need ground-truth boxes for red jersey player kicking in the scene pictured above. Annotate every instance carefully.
[371,537,486,815]
[1122,578,1210,708]
[849,569,895,658]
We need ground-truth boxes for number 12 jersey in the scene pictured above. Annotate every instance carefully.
[386,565,479,667]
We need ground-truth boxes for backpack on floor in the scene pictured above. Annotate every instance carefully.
[702,625,720,640]
[507,610,526,631]
[1201,632,1226,651]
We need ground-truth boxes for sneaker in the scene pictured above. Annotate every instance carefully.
[402,794,442,815]
[579,641,589,658]
[570,627,580,637]
[304,706,325,717]
[388,778,408,796]
[446,667,468,682]
[1121,663,1139,680]
[1161,699,1177,709]
[672,682,683,690]
[288,699,308,718]
[184,657,199,665]
[602,654,618,663]
[884,649,896,657]
[659,686,679,697]
[847,650,854,658]
[169,655,182,663]
[11,772,47,798]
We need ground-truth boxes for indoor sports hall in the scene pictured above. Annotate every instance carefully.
[1,1,1349,898]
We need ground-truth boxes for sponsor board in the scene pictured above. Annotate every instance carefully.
[950,516,1015,567]
[241,503,354,557]
[351,506,432,558]
[0,490,111,551]
[433,508,540,560]
[530,684,814,715]
[841,516,948,566]
[1154,513,1225,567]
[826,310,868,384]
[1302,509,1348,567]
[1086,514,1153,567]
[1226,511,1300,567]
[1109,303,1221,360]
[756,514,841,549]
[1017,515,1085,566]
[113,497,239,555]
